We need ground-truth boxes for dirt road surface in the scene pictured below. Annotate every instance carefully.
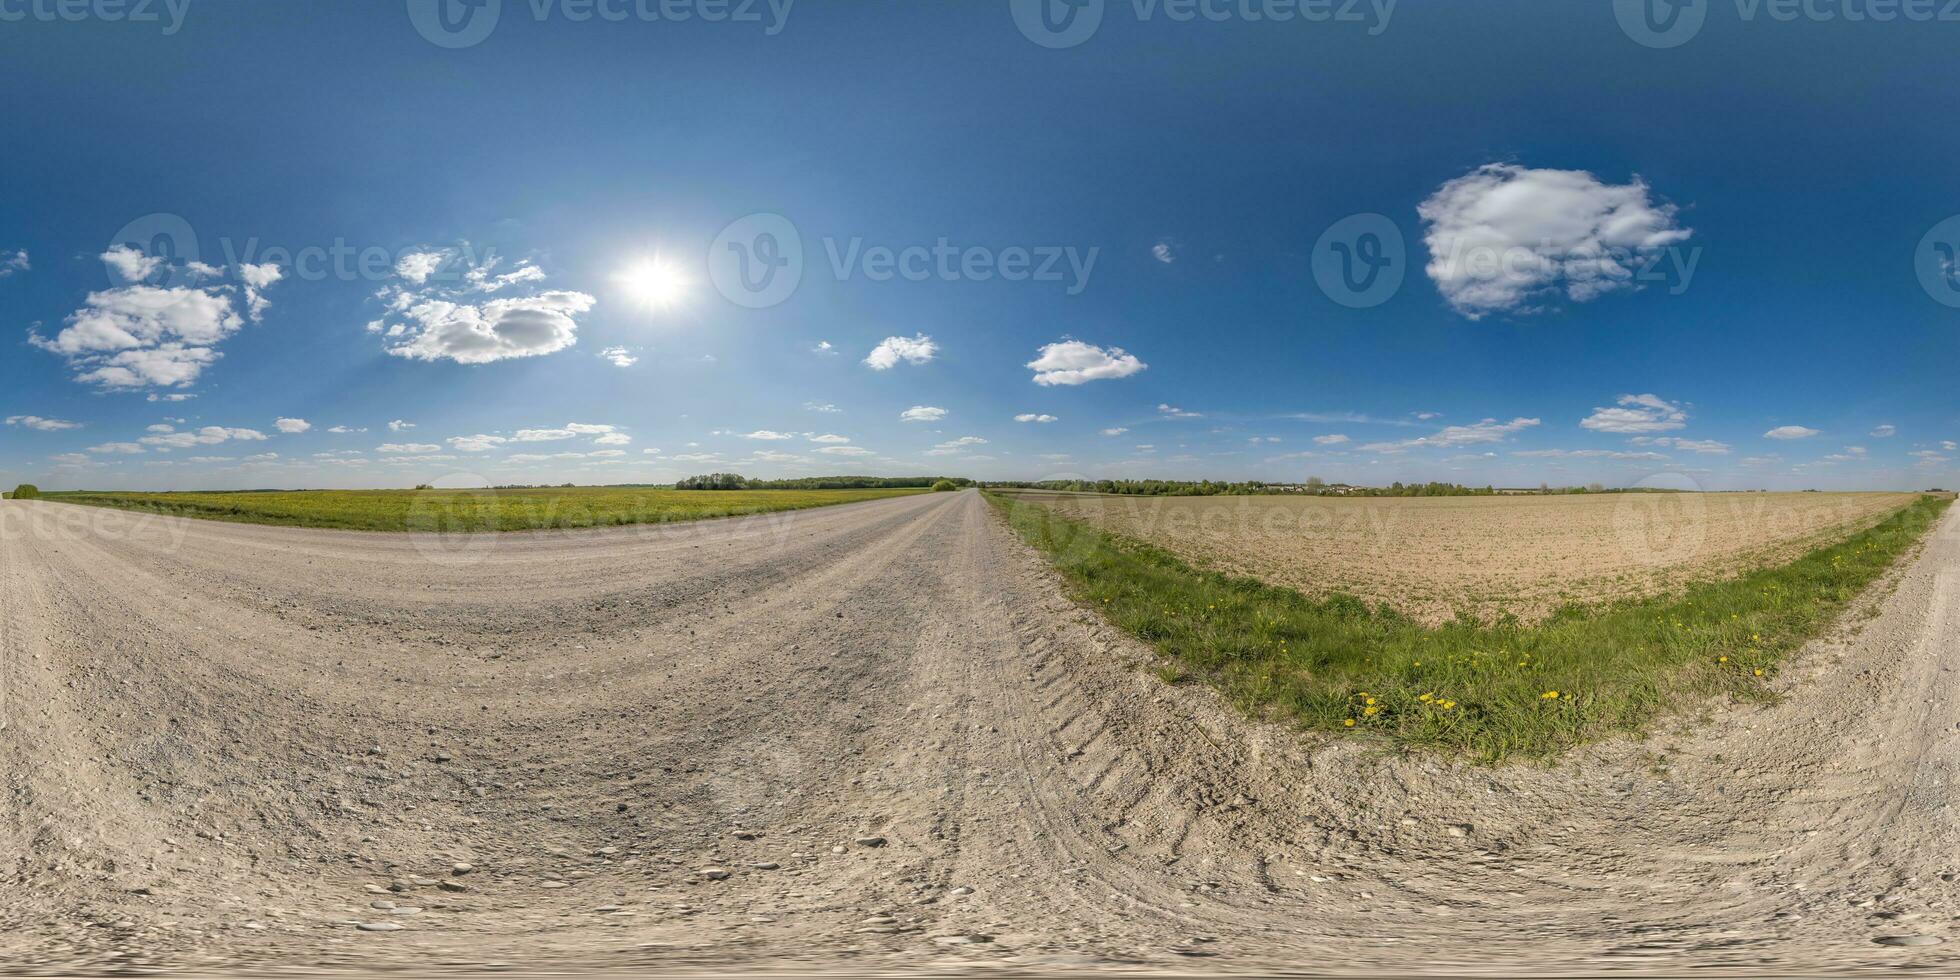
[5,490,1960,976]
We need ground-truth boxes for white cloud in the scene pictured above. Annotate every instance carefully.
[395,250,447,285]
[1157,403,1202,418]
[1152,241,1176,264]
[1764,425,1821,440]
[274,417,311,434]
[386,290,596,364]
[87,441,146,454]
[808,433,850,443]
[900,406,946,422]
[0,249,27,277]
[599,346,638,368]
[818,445,874,456]
[1014,413,1058,423]
[148,393,195,403]
[1511,448,1669,462]
[326,425,366,434]
[447,434,508,452]
[1313,434,1350,445]
[388,419,416,432]
[147,424,175,433]
[511,428,578,442]
[5,415,81,431]
[1027,340,1146,386]
[1580,394,1688,434]
[1361,417,1542,453]
[1419,164,1692,319]
[592,432,632,446]
[803,401,841,413]
[669,452,723,463]
[742,430,795,440]
[1099,427,1128,437]
[864,334,937,370]
[141,426,269,449]
[1659,437,1731,455]
[30,251,284,389]
[1871,424,1898,438]
[1944,441,1959,452]
[377,442,442,454]
[812,340,837,356]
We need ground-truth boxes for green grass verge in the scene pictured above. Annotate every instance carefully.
[991,491,1952,762]
[36,487,926,533]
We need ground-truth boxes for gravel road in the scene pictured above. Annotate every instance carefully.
[4,489,1960,976]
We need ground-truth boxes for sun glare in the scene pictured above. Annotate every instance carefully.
[617,257,689,310]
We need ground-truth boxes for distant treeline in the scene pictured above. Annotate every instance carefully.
[984,478,1683,497]
[673,473,974,491]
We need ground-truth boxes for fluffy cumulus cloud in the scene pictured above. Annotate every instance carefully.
[1419,164,1692,319]
[599,346,638,368]
[1014,413,1058,423]
[1764,425,1821,440]
[388,419,415,432]
[373,248,595,365]
[5,415,81,431]
[1361,417,1541,453]
[1580,394,1688,434]
[863,334,937,370]
[1027,340,1146,386]
[29,248,283,389]
[274,417,311,434]
[0,249,28,277]
[900,405,946,423]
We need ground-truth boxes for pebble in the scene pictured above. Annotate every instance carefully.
[356,922,403,932]
[700,867,732,881]
[932,933,993,945]
[541,881,571,889]
[949,886,974,896]
[451,863,474,875]
[438,879,468,892]
[750,862,780,870]
[369,900,396,910]
[1875,936,1944,947]
[855,836,888,847]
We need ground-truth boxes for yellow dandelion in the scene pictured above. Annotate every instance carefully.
[1343,718,1356,727]
[1540,690,1559,700]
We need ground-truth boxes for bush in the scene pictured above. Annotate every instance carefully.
[931,479,958,492]
[10,484,40,500]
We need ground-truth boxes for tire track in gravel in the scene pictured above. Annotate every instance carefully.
[4,490,1960,975]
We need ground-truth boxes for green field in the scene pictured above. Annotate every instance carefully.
[992,491,1952,762]
[35,486,926,532]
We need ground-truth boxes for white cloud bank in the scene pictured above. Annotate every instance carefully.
[1027,340,1146,386]
[30,248,284,389]
[1419,164,1691,319]
[864,334,937,370]
[373,248,595,365]
[5,415,81,431]
[1580,394,1688,434]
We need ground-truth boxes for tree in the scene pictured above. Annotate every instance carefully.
[1305,476,1325,489]
[931,479,958,492]
[10,484,39,499]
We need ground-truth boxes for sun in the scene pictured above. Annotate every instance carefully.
[616,257,689,310]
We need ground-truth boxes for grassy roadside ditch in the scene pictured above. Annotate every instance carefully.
[990,491,1953,762]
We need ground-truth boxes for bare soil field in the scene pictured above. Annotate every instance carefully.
[1008,490,1922,624]
[5,489,1960,976]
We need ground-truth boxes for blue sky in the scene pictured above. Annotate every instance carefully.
[3,0,1957,491]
